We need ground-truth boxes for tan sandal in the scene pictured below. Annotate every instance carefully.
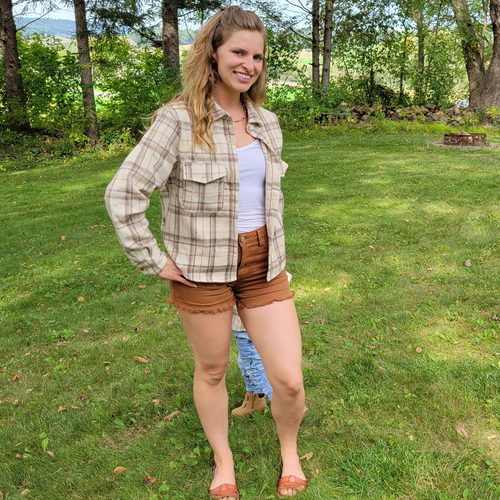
[209,483,240,499]
[277,475,308,497]
[209,465,239,499]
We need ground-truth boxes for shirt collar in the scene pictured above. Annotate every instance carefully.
[211,95,263,128]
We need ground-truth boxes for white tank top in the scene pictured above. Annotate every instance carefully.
[237,139,266,233]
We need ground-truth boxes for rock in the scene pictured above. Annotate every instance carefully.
[409,113,418,120]
[420,106,428,114]
[425,116,434,123]
[361,115,370,121]
[446,108,455,117]
[453,106,460,116]
[483,113,494,124]
[440,115,449,123]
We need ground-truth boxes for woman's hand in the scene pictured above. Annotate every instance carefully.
[158,256,198,288]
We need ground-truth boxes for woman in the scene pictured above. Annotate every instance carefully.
[105,6,306,499]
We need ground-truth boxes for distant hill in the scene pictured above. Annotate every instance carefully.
[16,17,76,38]
[15,17,195,45]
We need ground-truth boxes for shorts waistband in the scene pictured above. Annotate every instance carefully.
[238,225,267,247]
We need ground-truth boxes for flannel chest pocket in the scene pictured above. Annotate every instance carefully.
[179,163,226,213]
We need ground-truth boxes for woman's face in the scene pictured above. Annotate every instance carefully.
[213,30,265,99]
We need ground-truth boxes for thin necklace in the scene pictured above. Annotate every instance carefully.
[233,103,247,123]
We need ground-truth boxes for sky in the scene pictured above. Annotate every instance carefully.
[13,2,76,21]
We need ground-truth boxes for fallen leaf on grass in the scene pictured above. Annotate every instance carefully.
[103,361,111,365]
[368,245,375,250]
[456,426,468,438]
[57,406,67,412]
[487,435,497,440]
[464,259,472,267]
[493,315,500,322]
[378,366,386,371]
[165,410,182,421]
[134,356,149,364]
[138,285,146,289]
[46,451,54,458]
[77,297,84,302]
[12,374,19,381]
[142,477,157,484]
[416,347,423,354]
[114,466,126,474]
[323,287,332,291]
[416,418,423,424]
[300,452,313,460]
[21,489,30,496]
[0,489,3,499]
[427,268,433,271]
[355,467,361,473]
[152,399,160,407]
[83,329,89,333]
[122,336,129,342]
[16,454,22,459]
[60,236,66,241]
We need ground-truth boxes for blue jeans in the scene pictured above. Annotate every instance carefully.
[233,331,273,400]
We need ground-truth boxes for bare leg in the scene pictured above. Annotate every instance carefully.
[178,309,236,499]
[239,299,306,496]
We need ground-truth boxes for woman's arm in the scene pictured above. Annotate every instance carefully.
[105,108,181,277]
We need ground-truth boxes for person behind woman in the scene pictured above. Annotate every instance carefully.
[105,6,306,499]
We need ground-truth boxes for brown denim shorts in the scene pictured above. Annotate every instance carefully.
[168,225,294,314]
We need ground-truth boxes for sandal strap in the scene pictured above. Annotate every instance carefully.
[209,483,240,499]
[278,475,308,492]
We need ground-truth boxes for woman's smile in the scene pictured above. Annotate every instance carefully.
[214,30,264,98]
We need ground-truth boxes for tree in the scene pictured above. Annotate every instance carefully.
[72,0,99,144]
[451,0,500,108]
[161,0,179,69]
[321,0,334,87]
[0,0,31,131]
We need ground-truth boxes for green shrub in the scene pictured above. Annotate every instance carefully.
[93,37,181,137]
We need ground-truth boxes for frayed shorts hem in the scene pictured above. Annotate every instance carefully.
[167,297,236,314]
[237,292,295,310]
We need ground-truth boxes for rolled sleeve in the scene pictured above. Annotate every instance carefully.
[105,108,180,276]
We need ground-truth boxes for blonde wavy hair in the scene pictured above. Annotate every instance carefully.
[151,6,267,151]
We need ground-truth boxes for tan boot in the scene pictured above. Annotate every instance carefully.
[231,392,267,417]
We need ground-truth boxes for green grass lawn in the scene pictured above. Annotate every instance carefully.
[1,128,500,500]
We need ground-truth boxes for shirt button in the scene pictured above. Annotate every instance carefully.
[240,237,246,243]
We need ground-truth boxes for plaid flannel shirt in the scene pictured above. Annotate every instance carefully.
[105,98,289,283]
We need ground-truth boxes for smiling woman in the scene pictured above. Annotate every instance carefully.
[105,6,307,500]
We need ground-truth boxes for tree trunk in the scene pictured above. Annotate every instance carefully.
[311,0,320,84]
[321,0,334,87]
[414,9,425,104]
[399,29,409,105]
[0,0,31,132]
[73,0,99,145]
[450,0,485,107]
[474,0,500,107]
[162,0,179,70]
